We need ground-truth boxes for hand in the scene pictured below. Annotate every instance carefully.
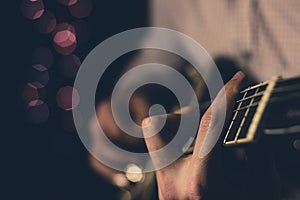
[142,71,281,200]
[89,93,150,187]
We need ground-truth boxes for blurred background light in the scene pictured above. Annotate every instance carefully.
[54,30,76,48]
[26,100,50,124]
[33,10,57,34]
[71,20,91,44]
[57,0,78,6]
[112,174,129,188]
[31,47,54,71]
[20,0,45,20]
[27,68,50,88]
[56,86,80,111]
[68,0,93,19]
[293,139,300,151]
[53,23,77,55]
[22,83,39,104]
[58,54,81,78]
[125,164,144,183]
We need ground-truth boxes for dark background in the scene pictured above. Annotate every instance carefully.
[6,1,148,199]
[4,1,300,200]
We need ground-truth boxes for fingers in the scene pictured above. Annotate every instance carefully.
[142,113,181,152]
[194,71,246,159]
[142,105,199,153]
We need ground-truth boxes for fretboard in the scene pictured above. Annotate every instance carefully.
[223,76,300,146]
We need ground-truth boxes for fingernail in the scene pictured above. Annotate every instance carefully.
[231,71,245,80]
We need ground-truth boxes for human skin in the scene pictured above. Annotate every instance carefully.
[141,71,281,200]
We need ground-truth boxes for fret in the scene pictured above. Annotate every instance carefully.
[234,88,259,141]
[236,92,263,103]
[233,102,259,112]
[235,76,279,145]
[224,76,280,146]
[238,82,300,104]
[240,80,269,94]
[184,76,299,154]
[223,91,248,145]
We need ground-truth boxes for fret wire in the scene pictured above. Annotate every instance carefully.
[223,91,248,143]
[224,76,282,146]
[240,80,270,93]
[233,102,259,112]
[236,83,300,103]
[234,88,259,141]
[236,91,263,103]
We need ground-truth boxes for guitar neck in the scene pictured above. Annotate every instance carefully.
[223,76,300,147]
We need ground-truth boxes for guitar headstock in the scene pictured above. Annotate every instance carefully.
[223,76,300,147]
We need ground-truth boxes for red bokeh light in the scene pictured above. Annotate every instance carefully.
[22,83,39,104]
[56,86,80,111]
[27,68,50,88]
[33,10,57,34]
[69,0,93,19]
[54,30,76,48]
[53,23,77,55]
[20,0,44,20]
[26,100,50,124]
[28,99,44,107]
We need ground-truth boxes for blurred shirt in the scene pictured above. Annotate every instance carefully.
[131,0,300,82]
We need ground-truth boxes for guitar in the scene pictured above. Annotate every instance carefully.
[182,75,300,154]
[118,75,300,200]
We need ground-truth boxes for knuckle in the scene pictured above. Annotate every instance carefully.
[199,110,218,131]
[224,81,239,96]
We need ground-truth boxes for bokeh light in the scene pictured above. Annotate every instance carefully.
[33,10,57,34]
[27,68,50,88]
[53,23,77,55]
[293,139,300,151]
[20,0,45,20]
[56,86,80,111]
[22,83,39,104]
[69,0,93,19]
[125,164,144,183]
[71,20,91,44]
[31,47,53,71]
[57,0,78,6]
[26,100,50,124]
[58,54,81,78]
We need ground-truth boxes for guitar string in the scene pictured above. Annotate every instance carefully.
[234,88,259,141]
[236,83,300,103]
[241,76,300,93]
